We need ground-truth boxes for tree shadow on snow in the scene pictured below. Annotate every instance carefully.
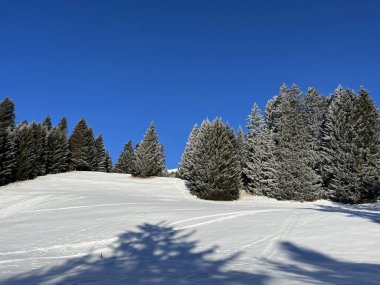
[268,241,380,285]
[312,204,380,225]
[2,222,268,285]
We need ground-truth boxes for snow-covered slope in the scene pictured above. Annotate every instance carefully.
[0,172,378,284]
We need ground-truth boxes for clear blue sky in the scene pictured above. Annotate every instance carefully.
[1,0,379,168]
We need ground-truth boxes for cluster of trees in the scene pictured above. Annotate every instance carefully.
[179,85,380,204]
[113,122,166,177]
[0,98,112,187]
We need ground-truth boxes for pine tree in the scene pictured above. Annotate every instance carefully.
[42,115,52,131]
[69,118,93,171]
[48,117,69,173]
[113,140,134,174]
[271,85,321,201]
[15,123,36,181]
[105,150,113,173]
[236,125,249,188]
[0,98,16,185]
[95,135,107,172]
[0,98,15,129]
[320,86,362,203]
[354,87,380,202]
[131,122,165,177]
[178,124,199,180]
[186,118,241,201]
[243,104,265,195]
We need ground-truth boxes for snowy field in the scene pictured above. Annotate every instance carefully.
[0,172,379,285]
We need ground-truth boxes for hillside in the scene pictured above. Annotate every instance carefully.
[0,172,379,284]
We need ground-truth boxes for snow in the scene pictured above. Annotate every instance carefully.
[0,172,379,284]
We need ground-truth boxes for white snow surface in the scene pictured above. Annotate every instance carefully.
[0,172,378,285]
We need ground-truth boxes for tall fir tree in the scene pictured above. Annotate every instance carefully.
[271,85,321,201]
[320,86,362,203]
[105,150,113,173]
[0,98,16,185]
[131,122,165,177]
[235,125,249,188]
[178,124,200,180]
[15,123,36,181]
[243,104,265,195]
[69,118,93,171]
[113,140,134,174]
[95,135,107,172]
[186,118,241,201]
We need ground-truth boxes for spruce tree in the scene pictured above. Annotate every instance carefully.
[186,118,241,201]
[95,135,107,172]
[48,117,69,173]
[15,123,36,181]
[131,122,165,177]
[320,87,361,203]
[105,150,113,173]
[271,85,321,201]
[69,118,92,171]
[243,104,265,195]
[0,98,16,185]
[113,140,134,174]
[235,125,249,188]
[178,124,199,180]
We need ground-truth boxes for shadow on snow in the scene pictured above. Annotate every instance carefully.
[3,222,379,284]
[268,241,380,285]
[2,222,267,285]
[312,204,380,224]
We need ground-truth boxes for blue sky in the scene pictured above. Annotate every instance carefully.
[1,0,379,168]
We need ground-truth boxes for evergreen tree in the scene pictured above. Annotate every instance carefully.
[0,98,16,185]
[243,104,265,195]
[42,115,52,131]
[86,128,97,171]
[322,86,380,203]
[320,87,361,203]
[131,122,165,177]
[15,123,36,181]
[48,117,69,173]
[178,124,199,180]
[0,98,15,129]
[271,85,321,201]
[235,125,249,188]
[113,140,134,174]
[186,118,241,201]
[31,123,48,177]
[69,118,93,171]
[95,135,107,172]
[105,150,113,173]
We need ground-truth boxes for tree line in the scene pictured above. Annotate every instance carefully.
[0,98,166,186]
[1,84,379,204]
[178,85,380,204]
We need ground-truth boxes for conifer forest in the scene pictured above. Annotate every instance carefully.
[1,84,379,204]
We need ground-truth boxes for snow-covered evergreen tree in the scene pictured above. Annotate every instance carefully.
[243,104,265,195]
[113,140,134,174]
[95,135,107,172]
[0,98,16,185]
[321,86,380,203]
[69,118,93,171]
[271,85,321,201]
[320,87,361,203]
[186,118,241,201]
[15,123,36,181]
[105,150,113,173]
[236,125,249,187]
[131,122,165,177]
[178,124,199,180]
